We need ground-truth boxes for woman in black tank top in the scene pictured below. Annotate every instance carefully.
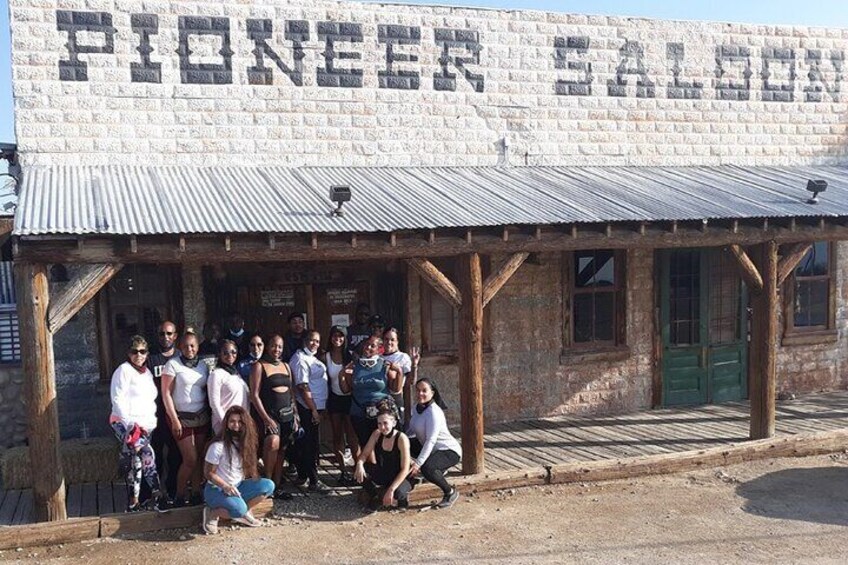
[249,335,296,499]
[353,401,413,510]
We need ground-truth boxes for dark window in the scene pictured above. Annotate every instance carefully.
[787,242,834,332]
[106,264,179,370]
[0,257,21,365]
[564,250,626,348]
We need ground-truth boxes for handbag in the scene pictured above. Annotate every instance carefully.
[177,406,211,428]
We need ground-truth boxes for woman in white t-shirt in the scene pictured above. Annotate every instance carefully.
[381,328,419,425]
[161,332,210,505]
[202,405,274,534]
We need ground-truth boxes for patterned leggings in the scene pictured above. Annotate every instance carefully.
[111,421,161,501]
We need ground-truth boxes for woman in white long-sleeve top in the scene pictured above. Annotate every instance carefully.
[407,378,462,509]
[109,335,166,512]
[208,340,250,435]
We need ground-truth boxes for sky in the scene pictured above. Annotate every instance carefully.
[1,0,848,144]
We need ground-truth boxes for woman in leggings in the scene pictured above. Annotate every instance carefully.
[109,335,166,512]
[249,334,297,500]
[407,378,462,509]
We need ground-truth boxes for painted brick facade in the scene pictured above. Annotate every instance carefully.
[7,0,848,167]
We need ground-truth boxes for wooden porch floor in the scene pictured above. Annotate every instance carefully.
[2,391,847,526]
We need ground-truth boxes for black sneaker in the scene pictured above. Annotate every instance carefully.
[273,487,293,501]
[308,480,331,494]
[339,471,355,487]
[436,488,459,509]
[151,497,174,513]
[126,503,142,513]
[292,476,308,488]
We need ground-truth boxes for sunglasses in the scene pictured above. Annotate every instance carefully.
[130,348,148,355]
[222,350,238,355]
[159,331,176,336]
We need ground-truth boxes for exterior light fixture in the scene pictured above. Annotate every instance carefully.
[329,185,351,217]
[806,179,827,204]
[0,143,20,197]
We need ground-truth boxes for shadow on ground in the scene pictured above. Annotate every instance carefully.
[735,465,848,526]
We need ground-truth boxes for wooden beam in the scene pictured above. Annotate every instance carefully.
[94,291,113,383]
[728,245,764,295]
[458,252,485,474]
[482,252,529,308]
[14,222,848,264]
[13,263,67,522]
[750,240,778,440]
[47,263,123,334]
[405,258,462,309]
[777,242,812,285]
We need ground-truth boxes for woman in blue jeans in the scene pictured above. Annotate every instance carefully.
[202,405,274,534]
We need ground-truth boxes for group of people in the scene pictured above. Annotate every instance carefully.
[108,304,462,534]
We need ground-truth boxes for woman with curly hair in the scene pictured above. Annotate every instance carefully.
[202,405,274,534]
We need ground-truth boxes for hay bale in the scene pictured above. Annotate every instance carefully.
[1,438,120,489]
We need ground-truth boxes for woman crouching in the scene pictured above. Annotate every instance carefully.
[353,400,412,511]
[202,405,274,534]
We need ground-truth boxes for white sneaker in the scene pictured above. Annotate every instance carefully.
[202,506,219,535]
[232,512,262,527]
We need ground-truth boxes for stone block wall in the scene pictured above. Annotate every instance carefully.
[776,241,848,393]
[409,249,655,426]
[7,0,848,167]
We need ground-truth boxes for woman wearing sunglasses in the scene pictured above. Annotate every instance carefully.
[109,335,167,512]
[208,340,250,436]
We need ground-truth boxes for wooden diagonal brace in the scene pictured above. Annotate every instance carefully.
[777,242,813,285]
[728,245,764,295]
[406,258,461,309]
[482,252,529,308]
[48,263,124,333]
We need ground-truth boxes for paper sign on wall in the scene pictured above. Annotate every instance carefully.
[332,314,350,328]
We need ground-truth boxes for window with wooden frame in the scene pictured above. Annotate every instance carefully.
[783,241,836,343]
[562,249,627,351]
[419,257,489,355]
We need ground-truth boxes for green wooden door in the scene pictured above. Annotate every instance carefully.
[660,249,747,406]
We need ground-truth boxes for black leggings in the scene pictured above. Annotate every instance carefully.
[294,403,322,485]
[364,462,412,503]
[410,438,460,495]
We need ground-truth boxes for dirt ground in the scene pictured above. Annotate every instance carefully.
[4,453,848,564]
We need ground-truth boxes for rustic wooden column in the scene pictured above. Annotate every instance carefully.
[14,262,67,521]
[458,252,485,474]
[749,241,778,440]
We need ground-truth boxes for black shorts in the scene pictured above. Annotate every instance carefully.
[326,391,353,415]
[265,415,296,446]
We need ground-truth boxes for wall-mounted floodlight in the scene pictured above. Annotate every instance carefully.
[329,185,351,217]
[806,179,827,204]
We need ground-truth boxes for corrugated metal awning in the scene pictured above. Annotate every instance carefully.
[13,165,848,236]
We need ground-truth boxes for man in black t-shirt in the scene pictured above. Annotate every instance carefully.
[224,313,250,361]
[283,312,306,362]
[347,303,372,357]
[146,320,181,500]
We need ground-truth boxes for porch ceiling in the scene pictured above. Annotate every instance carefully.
[12,165,848,237]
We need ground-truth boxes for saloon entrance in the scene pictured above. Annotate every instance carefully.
[205,260,406,342]
[659,248,749,406]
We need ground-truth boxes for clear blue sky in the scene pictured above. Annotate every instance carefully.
[1,0,848,145]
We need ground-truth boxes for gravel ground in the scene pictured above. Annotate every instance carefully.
[4,453,848,564]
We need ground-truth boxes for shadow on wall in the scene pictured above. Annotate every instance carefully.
[735,465,848,526]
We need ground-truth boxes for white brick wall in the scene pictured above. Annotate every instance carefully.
[8,0,848,166]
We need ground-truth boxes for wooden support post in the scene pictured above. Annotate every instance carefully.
[777,242,813,285]
[728,244,764,295]
[405,258,462,309]
[482,252,529,308]
[749,241,778,440]
[47,263,124,333]
[458,253,485,474]
[13,263,67,522]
